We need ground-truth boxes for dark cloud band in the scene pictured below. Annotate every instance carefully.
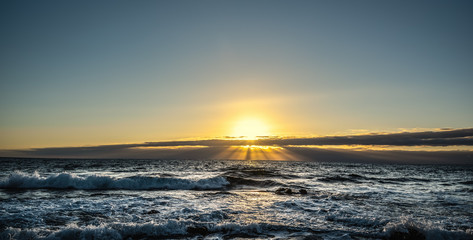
[1,128,472,163]
[142,128,473,147]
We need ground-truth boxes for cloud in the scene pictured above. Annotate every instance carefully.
[144,128,473,147]
[263,128,473,146]
[1,128,472,164]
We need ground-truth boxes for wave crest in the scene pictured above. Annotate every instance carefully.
[0,172,229,190]
[0,221,311,240]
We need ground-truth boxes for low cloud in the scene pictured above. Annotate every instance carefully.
[263,128,473,146]
[1,128,472,164]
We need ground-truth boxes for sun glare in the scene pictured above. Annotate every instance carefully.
[232,118,270,140]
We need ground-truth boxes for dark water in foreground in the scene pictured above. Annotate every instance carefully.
[0,158,472,240]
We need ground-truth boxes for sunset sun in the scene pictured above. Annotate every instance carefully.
[232,118,270,140]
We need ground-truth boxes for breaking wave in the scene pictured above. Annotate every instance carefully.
[2,219,471,240]
[0,172,229,190]
[0,221,306,240]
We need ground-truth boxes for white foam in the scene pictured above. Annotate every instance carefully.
[1,221,187,240]
[0,221,266,240]
[0,171,229,190]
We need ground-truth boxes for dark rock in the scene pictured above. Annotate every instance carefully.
[299,189,308,194]
[146,209,159,214]
[187,226,210,236]
[275,187,287,195]
[276,187,309,195]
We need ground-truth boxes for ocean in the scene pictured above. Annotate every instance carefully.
[0,158,472,240]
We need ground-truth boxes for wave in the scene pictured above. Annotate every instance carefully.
[460,180,473,185]
[318,175,362,183]
[0,171,287,191]
[2,219,471,240]
[318,174,435,185]
[0,172,229,190]
[0,221,311,240]
[326,215,388,228]
[380,177,432,183]
[225,176,282,188]
[223,167,280,177]
[383,218,473,240]
[221,166,300,179]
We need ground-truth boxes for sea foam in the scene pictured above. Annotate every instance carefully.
[0,221,267,240]
[0,171,229,190]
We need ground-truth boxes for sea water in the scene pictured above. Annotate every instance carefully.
[0,158,472,239]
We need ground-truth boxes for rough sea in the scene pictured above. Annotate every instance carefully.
[0,158,472,240]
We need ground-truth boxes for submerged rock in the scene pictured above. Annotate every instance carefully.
[146,209,159,214]
[275,187,308,195]
[275,187,288,195]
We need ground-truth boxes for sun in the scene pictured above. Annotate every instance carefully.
[232,118,270,140]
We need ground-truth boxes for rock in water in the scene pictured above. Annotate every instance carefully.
[275,187,287,195]
[146,209,159,214]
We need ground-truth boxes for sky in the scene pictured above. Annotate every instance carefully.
[1,0,472,150]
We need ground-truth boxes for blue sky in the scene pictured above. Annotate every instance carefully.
[1,1,472,149]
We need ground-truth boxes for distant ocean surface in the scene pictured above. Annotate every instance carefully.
[1,158,472,240]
